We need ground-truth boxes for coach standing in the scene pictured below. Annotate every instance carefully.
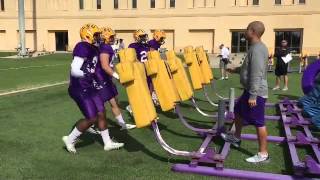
[273,40,290,91]
[219,44,230,80]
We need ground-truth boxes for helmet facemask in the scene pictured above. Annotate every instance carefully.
[108,35,116,45]
[158,37,165,45]
[91,32,102,47]
[139,34,149,44]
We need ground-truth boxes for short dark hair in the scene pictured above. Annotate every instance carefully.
[248,21,265,38]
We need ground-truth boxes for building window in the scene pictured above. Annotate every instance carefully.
[114,0,119,9]
[253,0,259,5]
[275,30,303,53]
[97,0,101,9]
[234,0,237,6]
[231,31,248,53]
[151,0,155,8]
[275,0,281,5]
[299,0,305,4]
[170,0,175,8]
[132,0,137,8]
[79,0,84,9]
[0,0,4,11]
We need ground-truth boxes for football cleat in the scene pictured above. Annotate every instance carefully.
[62,136,77,154]
[104,140,124,151]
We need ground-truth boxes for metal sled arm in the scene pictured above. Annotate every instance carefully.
[190,97,216,118]
[175,104,217,134]
[151,121,201,157]
[203,85,218,107]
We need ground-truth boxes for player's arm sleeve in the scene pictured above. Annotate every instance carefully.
[248,49,264,100]
[70,56,85,77]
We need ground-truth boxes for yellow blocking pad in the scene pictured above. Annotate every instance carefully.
[116,62,135,84]
[118,48,137,63]
[116,48,157,128]
[146,51,179,111]
[166,50,194,101]
[183,46,204,90]
[195,46,214,84]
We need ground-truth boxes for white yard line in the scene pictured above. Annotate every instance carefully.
[0,64,68,71]
[0,81,68,96]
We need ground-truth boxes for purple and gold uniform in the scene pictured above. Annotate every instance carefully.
[128,42,150,62]
[128,42,153,90]
[95,43,119,102]
[68,41,104,119]
[148,39,161,51]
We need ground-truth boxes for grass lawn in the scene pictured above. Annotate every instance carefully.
[0,54,71,93]
[0,54,319,180]
[0,52,17,57]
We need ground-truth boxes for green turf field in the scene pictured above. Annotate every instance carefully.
[0,52,17,57]
[0,54,319,180]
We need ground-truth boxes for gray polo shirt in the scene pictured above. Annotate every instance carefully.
[240,41,268,100]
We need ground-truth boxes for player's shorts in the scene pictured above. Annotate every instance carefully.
[68,86,105,120]
[97,78,118,103]
[220,59,228,69]
[234,91,267,127]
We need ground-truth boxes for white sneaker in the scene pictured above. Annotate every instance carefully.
[246,152,269,163]
[62,136,77,154]
[220,77,225,80]
[120,123,136,130]
[104,140,124,151]
[272,86,280,90]
[282,87,288,91]
[225,76,229,80]
[126,105,133,115]
[86,126,101,135]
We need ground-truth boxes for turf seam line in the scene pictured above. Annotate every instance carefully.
[0,81,68,96]
[0,64,68,71]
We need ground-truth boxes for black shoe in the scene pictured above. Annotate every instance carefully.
[221,133,241,148]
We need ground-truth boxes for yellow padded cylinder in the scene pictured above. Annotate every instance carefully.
[166,50,194,101]
[183,46,204,90]
[195,46,213,84]
[119,48,137,63]
[144,58,159,76]
[146,51,179,111]
[116,48,157,128]
[116,62,135,84]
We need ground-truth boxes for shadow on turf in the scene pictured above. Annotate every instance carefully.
[273,93,301,100]
[157,107,214,125]
[156,121,202,139]
[213,136,254,157]
[65,120,191,164]
[176,102,215,113]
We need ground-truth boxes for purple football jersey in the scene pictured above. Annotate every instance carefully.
[128,42,150,62]
[69,41,99,90]
[95,43,115,84]
[148,39,161,51]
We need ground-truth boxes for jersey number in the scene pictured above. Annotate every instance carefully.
[140,51,148,62]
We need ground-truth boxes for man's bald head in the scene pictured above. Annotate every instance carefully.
[247,21,265,38]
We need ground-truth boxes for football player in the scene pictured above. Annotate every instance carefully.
[127,29,159,112]
[62,24,124,153]
[94,27,136,130]
[148,29,166,51]
[128,29,150,62]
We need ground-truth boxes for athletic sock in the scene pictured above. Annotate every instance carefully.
[259,152,269,158]
[67,127,82,144]
[116,114,126,126]
[100,129,111,145]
